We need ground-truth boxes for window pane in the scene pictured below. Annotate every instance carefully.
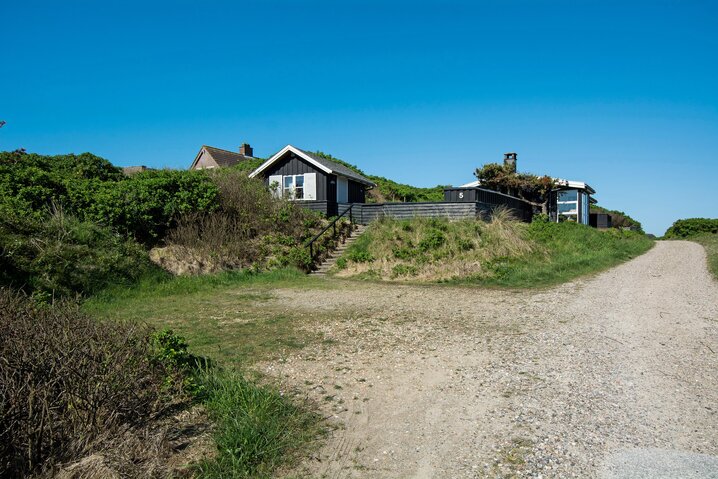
[284,176,293,188]
[295,187,304,199]
[558,190,578,202]
[558,202,577,213]
[295,175,304,187]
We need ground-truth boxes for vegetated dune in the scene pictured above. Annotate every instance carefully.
[334,211,654,287]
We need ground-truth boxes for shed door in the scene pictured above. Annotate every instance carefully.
[268,175,282,198]
[304,173,317,200]
[337,176,348,202]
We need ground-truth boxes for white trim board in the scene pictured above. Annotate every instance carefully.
[249,144,333,178]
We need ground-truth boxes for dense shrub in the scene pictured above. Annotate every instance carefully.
[664,218,718,238]
[0,290,183,477]
[166,171,325,272]
[0,150,218,244]
[0,209,153,297]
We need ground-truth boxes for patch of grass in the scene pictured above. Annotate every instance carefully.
[84,268,334,365]
[195,367,322,479]
[690,234,718,280]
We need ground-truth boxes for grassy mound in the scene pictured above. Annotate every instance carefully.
[334,213,653,287]
[664,218,718,279]
[693,234,718,280]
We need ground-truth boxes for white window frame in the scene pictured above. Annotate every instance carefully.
[556,189,579,222]
[282,174,305,200]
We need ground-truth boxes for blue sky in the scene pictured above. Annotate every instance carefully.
[2,0,716,235]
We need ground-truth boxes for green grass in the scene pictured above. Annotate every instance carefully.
[194,368,322,479]
[690,234,718,280]
[335,216,654,288]
[477,220,654,288]
[87,268,331,477]
[85,268,335,365]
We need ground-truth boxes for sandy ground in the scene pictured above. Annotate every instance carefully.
[260,241,718,478]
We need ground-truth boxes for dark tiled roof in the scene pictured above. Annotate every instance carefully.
[296,148,375,186]
[204,145,254,167]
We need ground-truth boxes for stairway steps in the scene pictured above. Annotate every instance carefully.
[310,225,367,275]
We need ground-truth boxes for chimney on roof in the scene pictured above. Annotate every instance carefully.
[503,152,517,173]
[240,143,253,157]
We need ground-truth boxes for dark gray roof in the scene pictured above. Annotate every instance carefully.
[204,145,254,167]
[296,148,375,186]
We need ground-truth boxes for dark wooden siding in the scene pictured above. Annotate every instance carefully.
[590,213,612,229]
[263,153,328,201]
[444,187,534,222]
[348,180,366,203]
[352,202,486,224]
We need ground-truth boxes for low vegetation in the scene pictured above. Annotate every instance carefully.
[195,368,321,478]
[85,268,331,365]
[664,218,718,279]
[334,213,653,287]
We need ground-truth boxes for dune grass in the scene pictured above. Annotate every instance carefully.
[334,214,654,288]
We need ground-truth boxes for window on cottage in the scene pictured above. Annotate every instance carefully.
[558,190,578,202]
[558,202,577,214]
[295,175,304,199]
[283,176,294,197]
[282,174,305,199]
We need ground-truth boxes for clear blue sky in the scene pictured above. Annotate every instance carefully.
[2,0,717,235]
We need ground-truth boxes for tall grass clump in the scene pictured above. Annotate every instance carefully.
[195,368,321,478]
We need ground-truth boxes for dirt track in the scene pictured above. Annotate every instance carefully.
[261,241,718,478]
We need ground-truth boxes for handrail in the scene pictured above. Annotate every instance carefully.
[306,204,354,264]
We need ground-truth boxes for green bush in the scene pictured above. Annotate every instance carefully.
[0,150,219,245]
[664,218,718,238]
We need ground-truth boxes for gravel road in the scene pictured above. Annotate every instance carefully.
[261,240,718,478]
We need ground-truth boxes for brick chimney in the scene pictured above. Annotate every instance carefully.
[239,143,253,157]
[503,152,517,173]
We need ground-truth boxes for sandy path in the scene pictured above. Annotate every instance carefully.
[261,240,718,478]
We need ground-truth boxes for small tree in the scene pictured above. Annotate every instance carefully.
[474,163,556,213]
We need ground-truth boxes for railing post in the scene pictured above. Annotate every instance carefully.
[310,243,313,261]
[333,221,336,237]
[349,205,353,224]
